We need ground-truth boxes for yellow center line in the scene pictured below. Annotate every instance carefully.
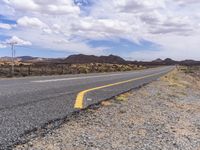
[74,70,169,109]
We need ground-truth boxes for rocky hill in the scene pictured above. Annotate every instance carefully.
[64,54,126,64]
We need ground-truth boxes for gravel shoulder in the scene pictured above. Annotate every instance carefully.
[15,68,200,150]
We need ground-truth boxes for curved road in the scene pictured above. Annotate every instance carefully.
[0,66,174,148]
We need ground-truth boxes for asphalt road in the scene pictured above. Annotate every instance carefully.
[0,66,174,149]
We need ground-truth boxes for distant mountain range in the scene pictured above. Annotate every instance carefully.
[0,56,58,62]
[0,54,200,66]
[64,54,200,66]
[130,58,200,66]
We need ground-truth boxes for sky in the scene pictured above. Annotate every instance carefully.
[0,0,200,61]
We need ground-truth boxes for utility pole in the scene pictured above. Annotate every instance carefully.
[11,43,15,76]
[4,36,31,77]
[8,42,17,76]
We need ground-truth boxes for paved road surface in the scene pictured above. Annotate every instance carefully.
[0,66,173,149]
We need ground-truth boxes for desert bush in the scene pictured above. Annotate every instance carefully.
[0,63,146,77]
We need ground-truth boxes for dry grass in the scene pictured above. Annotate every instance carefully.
[115,93,131,101]
[0,62,147,78]
[101,101,112,106]
[161,69,190,88]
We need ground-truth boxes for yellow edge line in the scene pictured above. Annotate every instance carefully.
[74,70,168,109]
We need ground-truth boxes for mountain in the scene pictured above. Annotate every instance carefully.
[0,57,12,61]
[17,56,37,61]
[180,60,200,66]
[1,54,200,66]
[152,58,163,63]
[163,58,177,65]
[99,55,126,63]
[0,56,37,61]
[64,54,126,64]
[0,56,52,63]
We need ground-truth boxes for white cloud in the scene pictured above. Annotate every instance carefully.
[0,23,13,30]
[0,43,7,48]
[4,36,32,46]
[113,0,166,13]
[17,16,52,34]
[71,18,138,41]
[1,0,200,60]
[3,0,39,11]
[17,16,47,28]
[176,0,200,6]
[4,0,80,15]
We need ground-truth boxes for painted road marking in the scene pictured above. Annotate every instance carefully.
[31,73,128,83]
[74,70,169,109]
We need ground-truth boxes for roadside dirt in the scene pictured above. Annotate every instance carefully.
[15,68,200,150]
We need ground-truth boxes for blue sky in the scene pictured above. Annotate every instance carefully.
[0,39,158,58]
[0,0,200,60]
